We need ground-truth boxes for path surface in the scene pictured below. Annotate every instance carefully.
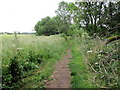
[46,49,71,88]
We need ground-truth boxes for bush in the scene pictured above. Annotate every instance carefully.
[23,62,39,71]
[9,56,23,83]
[67,24,88,38]
[2,35,67,88]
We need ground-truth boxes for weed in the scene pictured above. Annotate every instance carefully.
[2,35,67,88]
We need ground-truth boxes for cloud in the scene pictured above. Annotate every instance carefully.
[0,0,73,32]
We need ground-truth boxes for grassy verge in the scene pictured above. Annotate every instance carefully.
[2,35,67,88]
[69,42,96,88]
[20,48,67,88]
[69,35,120,88]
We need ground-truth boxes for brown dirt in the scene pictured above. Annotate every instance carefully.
[45,49,71,88]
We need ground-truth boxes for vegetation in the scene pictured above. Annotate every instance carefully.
[69,34,119,88]
[55,0,120,36]
[2,35,67,88]
[106,35,120,44]
[55,1,120,87]
[1,0,120,89]
[35,1,119,37]
[34,16,68,36]
[69,40,96,88]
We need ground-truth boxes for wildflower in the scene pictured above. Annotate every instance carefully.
[12,45,16,47]
[95,62,98,65]
[16,48,23,50]
[87,50,93,53]
[99,50,103,53]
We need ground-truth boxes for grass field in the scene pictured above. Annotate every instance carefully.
[2,34,67,88]
[1,34,119,88]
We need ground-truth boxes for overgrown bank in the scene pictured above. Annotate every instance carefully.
[69,35,120,88]
[2,33,120,88]
[69,39,96,88]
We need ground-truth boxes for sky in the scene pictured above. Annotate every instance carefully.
[0,0,74,33]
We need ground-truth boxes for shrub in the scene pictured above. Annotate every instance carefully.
[8,56,23,83]
[23,62,39,71]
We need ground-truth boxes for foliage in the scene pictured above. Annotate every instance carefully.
[2,0,120,88]
[69,41,96,88]
[71,34,120,88]
[106,35,120,44]
[55,1,72,25]
[34,16,67,36]
[2,35,67,88]
[9,56,23,83]
[56,1,120,36]
[67,24,88,38]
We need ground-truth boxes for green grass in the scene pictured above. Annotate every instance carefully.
[20,50,66,88]
[69,35,120,88]
[2,34,67,88]
[69,43,96,88]
[2,34,119,88]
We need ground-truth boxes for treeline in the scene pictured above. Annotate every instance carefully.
[35,0,120,37]
[1,32,34,35]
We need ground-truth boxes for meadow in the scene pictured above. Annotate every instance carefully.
[1,33,120,88]
[1,34,67,88]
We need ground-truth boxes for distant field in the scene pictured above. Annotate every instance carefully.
[0,34,35,37]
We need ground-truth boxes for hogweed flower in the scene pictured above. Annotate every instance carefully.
[12,45,16,47]
[95,62,98,65]
[16,48,23,50]
[87,50,93,53]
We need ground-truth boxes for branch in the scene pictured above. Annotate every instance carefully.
[106,35,120,45]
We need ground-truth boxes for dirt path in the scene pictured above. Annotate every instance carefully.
[45,49,71,88]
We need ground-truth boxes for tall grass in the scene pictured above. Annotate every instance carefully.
[0,36,2,88]
[69,41,96,88]
[69,34,120,88]
[2,34,67,88]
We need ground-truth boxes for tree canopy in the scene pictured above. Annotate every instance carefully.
[35,16,64,36]
[35,0,120,37]
[55,0,120,37]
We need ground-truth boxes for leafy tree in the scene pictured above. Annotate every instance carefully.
[35,0,120,36]
[55,1,72,24]
[55,1,72,35]
[62,0,120,36]
[34,16,65,36]
[34,16,50,35]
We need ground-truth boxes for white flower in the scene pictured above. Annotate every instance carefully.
[17,48,23,50]
[87,50,93,53]
[99,50,103,53]
[12,45,16,47]
[95,62,98,64]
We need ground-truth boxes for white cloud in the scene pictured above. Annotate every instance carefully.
[0,0,73,33]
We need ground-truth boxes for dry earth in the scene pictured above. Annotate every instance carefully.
[45,49,71,88]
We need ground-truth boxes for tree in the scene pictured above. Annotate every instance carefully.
[64,0,120,36]
[34,16,50,35]
[55,1,72,35]
[34,16,66,36]
[56,1,72,24]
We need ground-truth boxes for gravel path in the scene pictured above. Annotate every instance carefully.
[45,49,71,88]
